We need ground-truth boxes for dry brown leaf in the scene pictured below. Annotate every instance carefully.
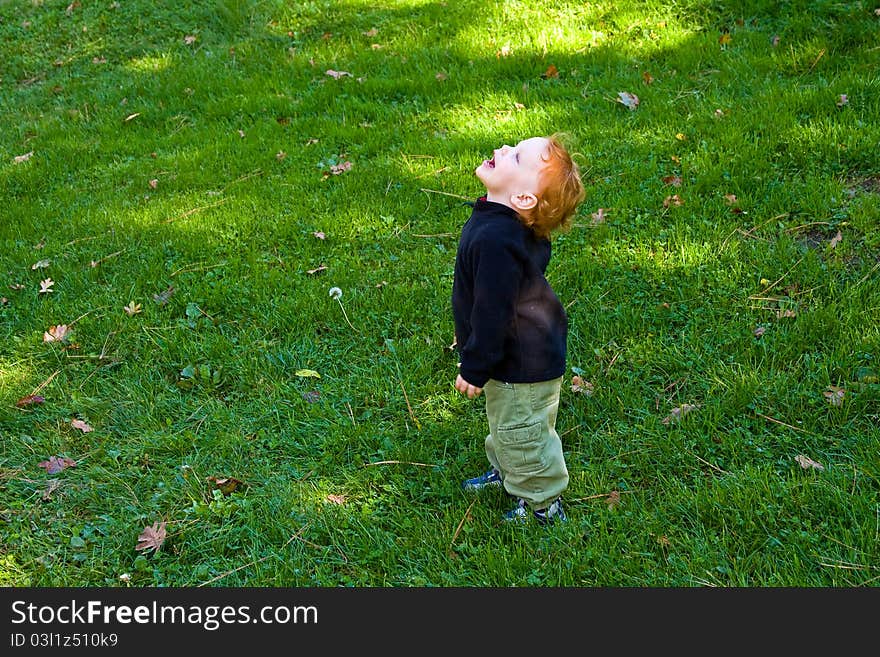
[606,490,621,509]
[326,494,347,505]
[306,264,328,275]
[71,418,93,433]
[184,35,197,45]
[148,179,158,189]
[31,259,50,270]
[16,394,45,408]
[591,208,607,225]
[14,151,34,164]
[642,71,654,85]
[663,194,683,208]
[795,454,825,471]
[823,386,845,407]
[661,403,699,424]
[776,309,796,319]
[326,69,352,79]
[571,375,594,396]
[329,161,352,174]
[662,175,682,186]
[541,64,559,79]
[39,278,54,293]
[829,230,842,248]
[617,91,639,110]
[363,28,378,37]
[207,475,243,495]
[719,33,732,45]
[135,521,167,553]
[38,455,76,474]
[124,301,142,316]
[43,324,70,343]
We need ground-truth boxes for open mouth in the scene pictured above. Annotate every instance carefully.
[485,157,495,168]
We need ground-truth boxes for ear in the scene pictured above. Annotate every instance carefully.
[510,192,537,211]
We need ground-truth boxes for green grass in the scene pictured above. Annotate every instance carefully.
[1,0,878,587]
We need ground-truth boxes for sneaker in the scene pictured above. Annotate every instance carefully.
[504,497,567,525]
[462,468,502,491]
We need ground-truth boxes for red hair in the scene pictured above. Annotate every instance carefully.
[519,134,585,239]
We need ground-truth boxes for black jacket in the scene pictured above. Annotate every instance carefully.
[451,198,567,388]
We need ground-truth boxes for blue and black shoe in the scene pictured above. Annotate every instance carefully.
[462,468,502,491]
[504,497,567,525]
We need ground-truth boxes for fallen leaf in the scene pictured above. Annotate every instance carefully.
[38,455,76,474]
[662,175,682,186]
[207,475,243,495]
[836,94,848,107]
[642,71,654,85]
[591,208,607,225]
[31,259,50,269]
[295,369,321,378]
[363,27,378,37]
[135,521,167,553]
[663,194,683,208]
[326,69,352,79]
[148,179,158,189]
[617,91,639,110]
[571,375,595,396]
[606,490,621,509]
[306,264,327,275]
[776,309,796,319]
[541,64,559,79]
[329,160,352,174]
[16,394,45,408]
[14,151,34,164]
[724,194,737,204]
[661,403,699,424]
[153,285,175,305]
[795,454,825,471]
[39,278,54,293]
[124,301,142,316]
[719,33,732,45]
[823,386,845,407]
[497,43,511,58]
[753,326,766,337]
[43,324,70,343]
[184,35,197,45]
[71,418,93,433]
[326,494,347,505]
[829,230,842,248]
[313,231,326,240]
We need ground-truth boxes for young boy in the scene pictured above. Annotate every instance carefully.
[452,134,585,525]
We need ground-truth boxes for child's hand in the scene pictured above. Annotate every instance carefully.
[455,374,483,399]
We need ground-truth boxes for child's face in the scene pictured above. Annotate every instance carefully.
[475,137,550,212]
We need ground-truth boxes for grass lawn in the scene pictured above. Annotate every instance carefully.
[1,0,878,587]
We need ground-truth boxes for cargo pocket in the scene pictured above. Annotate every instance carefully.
[495,420,546,476]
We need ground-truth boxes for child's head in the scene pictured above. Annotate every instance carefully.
[475,133,585,239]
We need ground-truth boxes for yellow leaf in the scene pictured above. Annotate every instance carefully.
[295,369,321,378]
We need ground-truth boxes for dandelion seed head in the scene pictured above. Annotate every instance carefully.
[329,286,343,300]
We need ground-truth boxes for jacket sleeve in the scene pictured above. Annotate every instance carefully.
[458,237,522,388]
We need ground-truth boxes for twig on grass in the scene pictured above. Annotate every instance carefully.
[419,188,470,200]
[364,460,438,468]
[197,526,309,587]
[449,499,476,551]
[164,198,228,224]
[754,411,814,435]
[400,380,421,430]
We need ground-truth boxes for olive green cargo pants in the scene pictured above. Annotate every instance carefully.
[483,376,569,511]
